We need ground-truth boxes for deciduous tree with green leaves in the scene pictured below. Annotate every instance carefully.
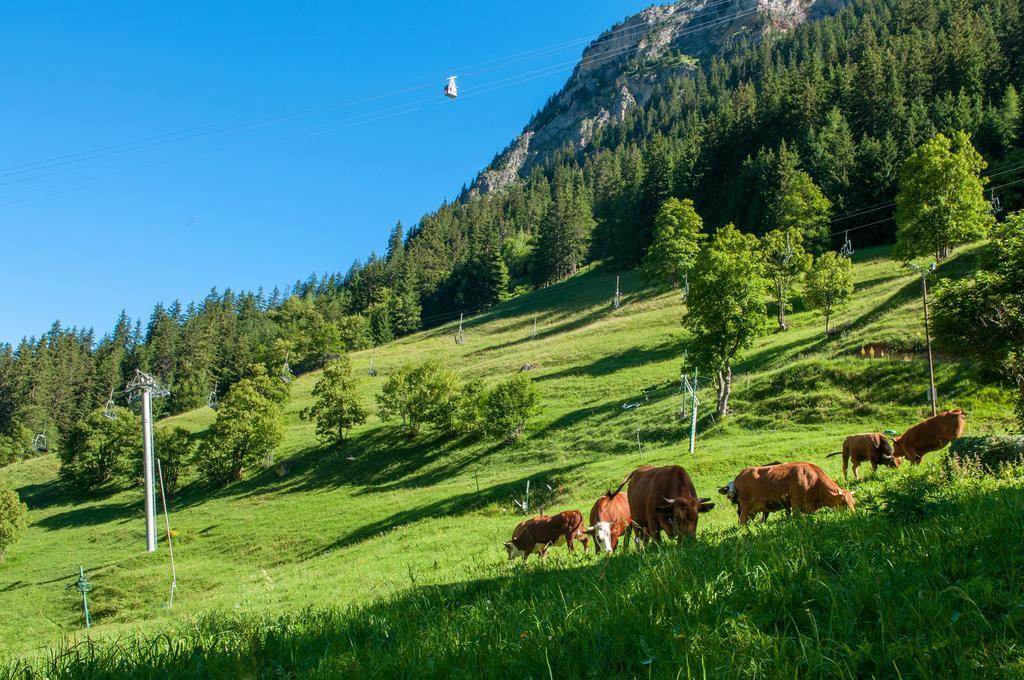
[761,228,813,331]
[932,211,1024,427]
[641,197,705,290]
[775,154,832,247]
[300,356,367,447]
[58,407,140,491]
[894,131,994,262]
[479,375,541,444]
[197,376,284,485]
[804,252,854,335]
[377,361,461,437]
[686,224,767,417]
[0,483,27,562]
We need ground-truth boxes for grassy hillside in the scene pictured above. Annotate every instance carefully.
[0,244,1018,674]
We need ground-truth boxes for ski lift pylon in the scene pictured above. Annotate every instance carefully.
[207,389,219,411]
[991,190,1003,215]
[280,355,293,384]
[444,75,458,99]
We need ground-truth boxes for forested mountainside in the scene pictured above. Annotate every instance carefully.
[2,0,1023,461]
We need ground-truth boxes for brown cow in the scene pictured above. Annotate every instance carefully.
[826,432,900,480]
[893,409,966,464]
[718,462,854,524]
[583,491,632,553]
[504,510,588,561]
[613,465,714,543]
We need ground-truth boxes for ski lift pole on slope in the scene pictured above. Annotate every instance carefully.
[682,369,699,455]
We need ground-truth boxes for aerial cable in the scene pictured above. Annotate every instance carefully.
[0,1,754,183]
[0,4,765,204]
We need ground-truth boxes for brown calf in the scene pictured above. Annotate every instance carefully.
[584,491,632,553]
[504,510,588,561]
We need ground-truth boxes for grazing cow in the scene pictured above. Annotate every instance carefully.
[583,491,632,553]
[826,433,899,480]
[718,462,855,524]
[504,510,588,561]
[893,409,966,464]
[613,465,714,543]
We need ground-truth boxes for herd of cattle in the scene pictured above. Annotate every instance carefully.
[504,409,966,559]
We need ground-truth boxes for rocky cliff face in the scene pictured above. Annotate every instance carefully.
[471,0,845,195]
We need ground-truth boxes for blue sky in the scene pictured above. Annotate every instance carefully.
[0,1,653,344]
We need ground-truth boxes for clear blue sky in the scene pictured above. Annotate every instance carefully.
[0,1,653,345]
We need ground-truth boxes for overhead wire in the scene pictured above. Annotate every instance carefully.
[0,3,763,204]
[0,0,751,185]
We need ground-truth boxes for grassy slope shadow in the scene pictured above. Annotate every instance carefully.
[12,471,1023,679]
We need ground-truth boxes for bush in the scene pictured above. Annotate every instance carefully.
[0,483,28,562]
[480,375,541,444]
[337,314,373,351]
[863,466,949,522]
[456,379,487,437]
[300,356,368,446]
[58,407,140,491]
[947,435,1024,474]
[132,427,195,500]
[376,361,461,437]
[196,378,284,485]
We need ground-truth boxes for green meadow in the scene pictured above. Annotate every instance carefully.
[1,244,1020,677]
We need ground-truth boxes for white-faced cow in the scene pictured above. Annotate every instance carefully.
[612,465,714,543]
[893,409,966,464]
[827,432,900,480]
[583,491,632,553]
[719,461,854,524]
[504,510,588,561]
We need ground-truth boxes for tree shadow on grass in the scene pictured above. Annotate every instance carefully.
[535,338,686,383]
[303,465,578,558]
[35,499,138,531]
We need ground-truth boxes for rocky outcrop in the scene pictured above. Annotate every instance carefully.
[470,0,846,194]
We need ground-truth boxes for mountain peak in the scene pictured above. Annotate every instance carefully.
[471,0,846,196]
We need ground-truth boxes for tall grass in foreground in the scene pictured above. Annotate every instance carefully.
[6,461,1024,679]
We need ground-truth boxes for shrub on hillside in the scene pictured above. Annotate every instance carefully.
[455,379,487,437]
[0,483,27,562]
[377,361,461,437]
[58,407,140,491]
[479,375,541,444]
[300,356,367,447]
[196,377,284,485]
[130,427,195,499]
[946,435,1024,474]
[337,314,373,351]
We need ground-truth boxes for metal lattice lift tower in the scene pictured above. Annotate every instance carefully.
[455,313,465,345]
[125,369,170,553]
[613,276,622,309]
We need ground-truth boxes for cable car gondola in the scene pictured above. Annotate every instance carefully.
[444,76,458,99]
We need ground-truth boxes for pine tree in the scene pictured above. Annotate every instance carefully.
[534,167,595,284]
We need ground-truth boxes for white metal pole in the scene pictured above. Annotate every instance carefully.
[689,370,698,455]
[157,459,177,607]
[141,388,157,552]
